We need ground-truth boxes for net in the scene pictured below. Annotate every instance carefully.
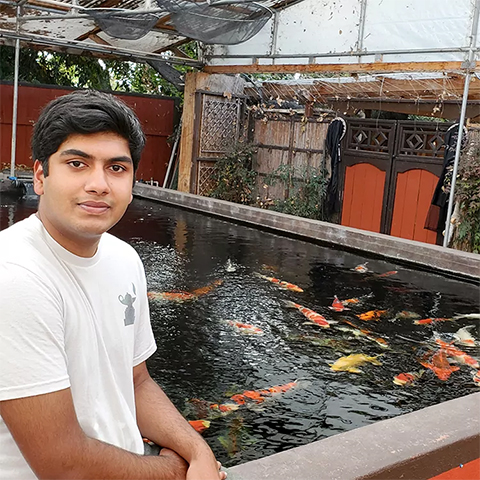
[87,8,160,40]
[156,0,272,44]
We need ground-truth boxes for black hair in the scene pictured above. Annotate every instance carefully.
[32,90,146,175]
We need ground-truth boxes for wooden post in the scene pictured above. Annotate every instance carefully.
[177,71,198,193]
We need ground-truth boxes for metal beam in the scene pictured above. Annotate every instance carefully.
[443,0,480,247]
[10,4,21,179]
[0,29,203,67]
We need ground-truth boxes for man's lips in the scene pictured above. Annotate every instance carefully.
[78,201,111,214]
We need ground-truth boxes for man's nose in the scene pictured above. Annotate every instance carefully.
[84,166,110,194]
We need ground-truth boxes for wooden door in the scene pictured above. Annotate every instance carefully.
[341,163,386,232]
[340,119,397,233]
[390,169,439,243]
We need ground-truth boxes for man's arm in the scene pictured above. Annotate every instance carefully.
[0,388,188,480]
[133,362,225,480]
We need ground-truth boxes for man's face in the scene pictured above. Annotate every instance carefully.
[33,132,134,256]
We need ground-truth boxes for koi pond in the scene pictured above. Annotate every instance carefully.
[1,195,479,467]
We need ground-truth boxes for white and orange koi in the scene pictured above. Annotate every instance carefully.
[283,300,333,328]
[393,370,424,386]
[414,317,452,325]
[353,262,369,273]
[340,320,389,349]
[254,273,303,292]
[473,370,480,386]
[328,295,350,312]
[435,339,479,369]
[227,320,263,335]
[453,326,477,347]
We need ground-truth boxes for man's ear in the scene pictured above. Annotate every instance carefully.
[33,160,45,196]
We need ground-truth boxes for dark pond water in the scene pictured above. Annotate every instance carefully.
[1,195,479,467]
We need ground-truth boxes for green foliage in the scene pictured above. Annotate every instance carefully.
[452,142,480,253]
[0,46,111,89]
[0,41,199,98]
[209,143,257,204]
[263,163,329,221]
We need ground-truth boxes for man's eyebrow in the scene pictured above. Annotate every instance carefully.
[60,150,132,164]
[60,149,92,159]
[108,156,133,164]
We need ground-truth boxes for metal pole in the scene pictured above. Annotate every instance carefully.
[443,0,480,247]
[357,0,367,63]
[10,5,21,179]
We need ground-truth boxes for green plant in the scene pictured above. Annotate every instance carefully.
[264,163,329,221]
[209,143,257,204]
[452,142,480,253]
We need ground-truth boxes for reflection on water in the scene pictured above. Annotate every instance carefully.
[2,196,479,467]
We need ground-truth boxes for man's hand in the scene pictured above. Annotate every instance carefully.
[186,456,227,480]
[158,448,188,479]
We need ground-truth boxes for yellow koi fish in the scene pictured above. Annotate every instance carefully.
[329,353,382,373]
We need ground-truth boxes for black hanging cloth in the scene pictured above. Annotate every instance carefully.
[325,117,347,218]
[425,123,468,232]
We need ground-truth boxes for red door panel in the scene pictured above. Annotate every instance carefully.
[390,169,438,244]
[341,163,386,233]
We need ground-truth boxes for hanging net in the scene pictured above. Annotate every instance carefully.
[87,8,160,40]
[156,0,272,44]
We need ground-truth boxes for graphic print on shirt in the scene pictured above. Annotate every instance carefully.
[118,283,136,326]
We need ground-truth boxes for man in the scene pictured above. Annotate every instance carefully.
[0,90,226,480]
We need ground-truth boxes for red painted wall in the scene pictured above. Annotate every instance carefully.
[341,163,386,233]
[390,169,438,245]
[0,83,179,184]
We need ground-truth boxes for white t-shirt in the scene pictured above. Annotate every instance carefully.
[0,214,157,480]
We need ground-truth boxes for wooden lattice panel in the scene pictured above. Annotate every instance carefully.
[346,122,393,153]
[397,124,447,158]
[197,161,217,196]
[199,97,241,157]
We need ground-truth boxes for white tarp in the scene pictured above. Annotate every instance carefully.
[204,0,477,67]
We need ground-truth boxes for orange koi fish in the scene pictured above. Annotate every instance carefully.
[147,290,195,302]
[356,310,388,321]
[283,300,332,328]
[413,317,452,325]
[377,271,398,278]
[329,295,350,312]
[353,262,369,273]
[393,370,424,386]
[342,297,360,305]
[341,320,389,349]
[420,349,460,381]
[188,420,211,433]
[435,339,479,369]
[230,381,298,405]
[191,280,223,296]
[148,280,223,302]
[209,403,240,414]
[254,273,303,292]
[228,320,263,335]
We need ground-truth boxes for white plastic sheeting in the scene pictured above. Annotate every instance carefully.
[204,0,478,66]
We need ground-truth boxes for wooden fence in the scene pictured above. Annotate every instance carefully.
[0,82,180,183]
